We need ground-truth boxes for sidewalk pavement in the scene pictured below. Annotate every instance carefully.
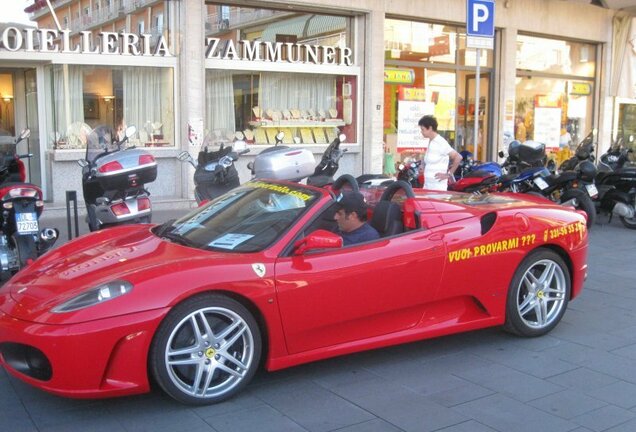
[2,217,636,432]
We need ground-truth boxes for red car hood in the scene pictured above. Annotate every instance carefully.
[2,225,222,319]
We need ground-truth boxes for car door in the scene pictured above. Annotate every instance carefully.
[274,230,446,354]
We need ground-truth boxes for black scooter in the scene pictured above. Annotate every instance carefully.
[596,142,636,228]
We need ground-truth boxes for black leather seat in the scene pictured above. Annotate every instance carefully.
[370,201,404,237]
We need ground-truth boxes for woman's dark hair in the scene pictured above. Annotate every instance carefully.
[418,115,438,131]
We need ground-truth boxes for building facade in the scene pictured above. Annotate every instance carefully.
[0,0,634,211]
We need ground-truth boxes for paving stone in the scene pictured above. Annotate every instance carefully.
[453,394,576,432]
[434,420,498,432]
[332,419,403,432]
[528,389,607,419]
[328,377,467,432]
[572,405,636,432]
[255,379,374,432]
[205,405,307,432]
[452,362,564,402]
[548,367,619,391]
[584,380,636,409]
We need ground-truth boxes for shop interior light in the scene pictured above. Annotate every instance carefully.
[102,95,115,102]
[2,95,13,103]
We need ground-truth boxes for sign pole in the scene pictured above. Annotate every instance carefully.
[474,48,481,158]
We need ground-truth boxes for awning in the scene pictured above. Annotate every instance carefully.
[24,0,47,14]
[261,14,346,43]
[611,14,636,98]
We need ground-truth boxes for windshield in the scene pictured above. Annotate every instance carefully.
[85,125,117,163]
[155,181,321,252]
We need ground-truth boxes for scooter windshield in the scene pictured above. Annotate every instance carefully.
[85,126,117,163]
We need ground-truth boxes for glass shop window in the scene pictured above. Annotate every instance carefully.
[45,65,175,150]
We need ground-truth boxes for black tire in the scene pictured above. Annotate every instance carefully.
[560,189,596,228]
[504,249,570,337]
[87,205,101,232]
[619,193,636,229]
[13,234,37,267]
[150,294,262,405]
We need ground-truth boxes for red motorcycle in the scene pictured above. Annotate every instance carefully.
[0,129,58,281]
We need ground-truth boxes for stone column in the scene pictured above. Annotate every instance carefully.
[363,7,385,175]
[496,27,518,159]
[178,0,205,199]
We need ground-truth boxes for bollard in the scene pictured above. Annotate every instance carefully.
[65,191,79,240]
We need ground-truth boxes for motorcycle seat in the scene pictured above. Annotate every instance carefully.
[553,171,577,183]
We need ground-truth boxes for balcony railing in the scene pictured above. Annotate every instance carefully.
[205,8,289,35]
[31,0,162,31]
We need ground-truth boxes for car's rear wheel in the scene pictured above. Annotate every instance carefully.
[504,249,570,337]
[150,294,261,405]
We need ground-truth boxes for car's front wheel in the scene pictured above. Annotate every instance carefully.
[504,249,570,337]
[150,294,261,405]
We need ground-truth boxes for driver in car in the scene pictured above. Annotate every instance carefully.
[334,191,379,246]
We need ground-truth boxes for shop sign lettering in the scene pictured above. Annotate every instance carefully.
[205,38,353,66]
[0,27,171,57]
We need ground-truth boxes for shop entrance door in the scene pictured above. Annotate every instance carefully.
[0,68,41,186]
[24,69,41,186]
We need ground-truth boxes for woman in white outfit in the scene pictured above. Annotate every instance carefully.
[418,115,462,191]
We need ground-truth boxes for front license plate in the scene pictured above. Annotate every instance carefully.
[585,183,598,197]
[16,212,39,234]
[533,177,549,190]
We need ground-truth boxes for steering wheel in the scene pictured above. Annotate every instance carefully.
[380,180,415,202]
[331,174,359,193]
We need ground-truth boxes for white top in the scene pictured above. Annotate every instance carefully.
[423,134,454,190]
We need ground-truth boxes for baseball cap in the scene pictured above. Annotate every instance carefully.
[335,191,368,219]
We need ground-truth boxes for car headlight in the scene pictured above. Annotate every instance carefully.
[52,280,133,313]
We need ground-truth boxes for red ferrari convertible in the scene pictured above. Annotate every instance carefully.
[0,179,588,405]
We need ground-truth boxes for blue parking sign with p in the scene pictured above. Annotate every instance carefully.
[467,0,494,37]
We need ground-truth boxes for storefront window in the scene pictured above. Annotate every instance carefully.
[0,73,15,138]
[205,70,355,145]
[515,35,597,163]
[45,65,174,149]
[204,4,358,145]
[383,18,494,167]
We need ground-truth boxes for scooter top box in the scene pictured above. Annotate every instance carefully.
[252,146,315,182]
[509,140,545,164]
[94,148,157,190]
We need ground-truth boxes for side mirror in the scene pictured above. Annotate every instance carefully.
[20,129,31,140]
[275,131,285,143]
[125,125,137,139]
[233,139,247,152]
[77,159,89,168]
[293,230,343,255]
[338,133,346,143]
[498,150,505,158]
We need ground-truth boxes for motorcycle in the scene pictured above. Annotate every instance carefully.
[396,159,423,188]
[0,129,58,280]
[180,131,344,205]
[178,133,249,204]
[78,125,157,231]
[557,132,636,228]
[595,142,636,228]
[494,139,596,226]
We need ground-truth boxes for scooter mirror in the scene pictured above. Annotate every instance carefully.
[498,150,505,158]
[77,159,89,168]
[338,133,346,143]
[233,139,247,152]
[293,136,301,144]
[19,129,31,140]
[629,135,634,143]
[177,151,190,161]
[275,131,285,142]
[125,125,137,138]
